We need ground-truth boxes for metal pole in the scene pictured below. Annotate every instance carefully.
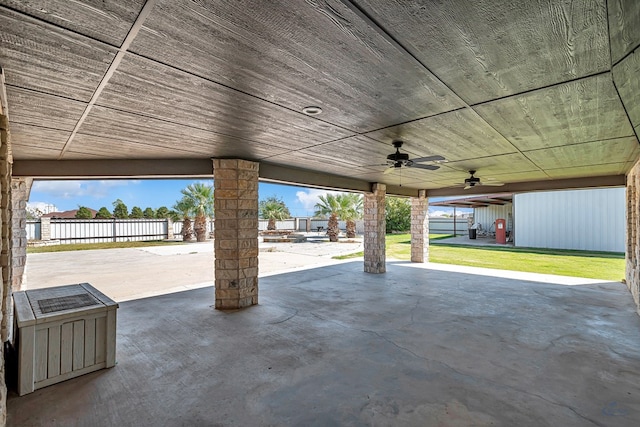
[453,207,457,236]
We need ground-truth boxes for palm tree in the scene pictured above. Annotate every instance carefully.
[314,194,341,242]
[181,183,214,242]
[259,196,291,230]
[339,193,363,238]
[314,193,363,241]
[173,197,194,241]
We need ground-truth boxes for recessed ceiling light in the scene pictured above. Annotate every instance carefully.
[302,106,322,115]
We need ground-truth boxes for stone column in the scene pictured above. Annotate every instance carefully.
[411,190,429,263]
[0,115,11,346]
[213,159,259,309]
[40,217,51,241]
[166,218,175,240]
[11,178,30,292]
[0,113,10,426]
[364,183,386,274]
[626,159,640,316]
[6,178,31,345]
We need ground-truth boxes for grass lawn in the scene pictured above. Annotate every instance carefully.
[336,233,625,281]
[27,240,185,254]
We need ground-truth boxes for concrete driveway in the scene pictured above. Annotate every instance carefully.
[25,240,365,302]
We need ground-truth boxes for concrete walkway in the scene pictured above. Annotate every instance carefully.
[8,258,640,426]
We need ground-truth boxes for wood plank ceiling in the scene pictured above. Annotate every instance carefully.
[1,0,639,195]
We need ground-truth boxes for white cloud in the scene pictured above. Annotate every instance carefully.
[429,209,450,217]
[32,180,140,199]
[27,201,58,214]
[295,189,345,212]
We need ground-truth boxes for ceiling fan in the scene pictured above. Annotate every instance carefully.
[463,170,504,189]
[382,141,445,175]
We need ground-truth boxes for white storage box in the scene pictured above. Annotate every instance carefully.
[14,283,118,395]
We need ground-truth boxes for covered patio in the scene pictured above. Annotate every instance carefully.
[1,0,640,425]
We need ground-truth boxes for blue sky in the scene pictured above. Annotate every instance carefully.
[27,179,468,216]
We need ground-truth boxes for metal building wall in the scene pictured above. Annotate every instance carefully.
[514,188,625,252]
[473,203,513,234]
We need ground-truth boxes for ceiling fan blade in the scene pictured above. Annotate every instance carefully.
[464,184,472,190]
[408,163,440,171]
[383,166,396,175]
[411,155,445,163]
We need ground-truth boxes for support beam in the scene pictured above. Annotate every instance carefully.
[411,190,429,263]
[12,159,214,179]
[213,159,259,309]
[259,162,419,197]
[427,175,626,197]
[364,183,386,274]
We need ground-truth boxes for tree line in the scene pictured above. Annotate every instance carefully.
[72,186,410,243]
[259,193,412,240]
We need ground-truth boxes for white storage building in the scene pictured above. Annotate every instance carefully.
[430,188,625,253]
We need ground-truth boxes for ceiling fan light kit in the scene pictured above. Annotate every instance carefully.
[463,170,504,190]
[383,141,444,174]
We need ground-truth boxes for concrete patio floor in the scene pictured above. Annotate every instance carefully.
[7,260,640,426]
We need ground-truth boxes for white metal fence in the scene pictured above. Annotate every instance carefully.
[27,217,465,244]
[29,219,170,244]
[429,218,469,235]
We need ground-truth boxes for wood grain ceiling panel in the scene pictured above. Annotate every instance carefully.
[75,106,291,160]
[524,137,639,169]
[424,169,549,189]
[475,75,634,151]
[545,163,630,179]
[261,151,376,178]
[9,124,69,158]
[0,1,145,46]
[11,144,63,160]
[96,55,352,152]
[264,136,393,176]
[6,87,86,131]
[364,108,517,161]
[64,134,208,159]
[608,0,640,64]
[0,8,116,102]
[407,170,551,190]
[356,0,610,105]
[127,0,463,132]
[613,50,640,129]
[442,152,542,177]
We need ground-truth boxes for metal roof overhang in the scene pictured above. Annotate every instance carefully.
[430,193,513,208]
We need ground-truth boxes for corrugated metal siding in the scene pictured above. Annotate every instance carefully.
[473,204,513,234]
[514,188,624,252]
